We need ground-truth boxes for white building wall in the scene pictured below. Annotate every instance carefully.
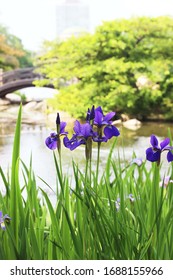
[56,0,90,39]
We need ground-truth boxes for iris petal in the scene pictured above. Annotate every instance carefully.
[81,123,93,138]
[103,112,115,122]
[0,212,11,231]
[150,134,159,149]
[94,111,103,126]
[104,125,120,139]
[63,136,71,149]
[167,151,173,162]
[60,122,67,133]
[1,222,6,230]
[95,106,103,114]
[131,158,143,166]
[45,136,57,150]
[69,139,85,150]
[146,147,160,162]
[73,120,81,134]
[160,138,170,150]
[63,136,85,150]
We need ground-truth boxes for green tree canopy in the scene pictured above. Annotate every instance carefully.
[36,16,173,120]
[0,25,33,71]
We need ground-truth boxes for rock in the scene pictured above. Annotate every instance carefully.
[0,101,74,126]
[23,101,48,112]
[123,118,141,130]
[112,119,121,125]
[0,99,11,106]
[0,98,11,112]
[4,106,19,114]
[5,93,21,102]
[23,101,38,111]
[121,114,129,121]
[22,112,46,125]
[34,101,47,112]
[0,103,46,125]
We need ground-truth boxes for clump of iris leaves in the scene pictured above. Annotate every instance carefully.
[1,104,173,260]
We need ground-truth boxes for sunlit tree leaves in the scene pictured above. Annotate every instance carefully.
[36,17,173,120]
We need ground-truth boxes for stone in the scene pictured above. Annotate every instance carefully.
[121,114,129,121]
[0,99,11,106]
[112,119,121,125]
[23,101,38,111]
[5,93,21,102]
[123,118,141,130]
[34,101,47,112]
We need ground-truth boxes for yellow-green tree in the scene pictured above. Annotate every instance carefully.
[36,17,173,120]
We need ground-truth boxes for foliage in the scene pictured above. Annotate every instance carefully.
[14,91,27,102]
[1,106,173,260]
[36,16,173,120]
[0,25,33,71]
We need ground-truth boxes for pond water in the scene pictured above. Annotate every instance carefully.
[0,89,173,201]
[0,115,172,192]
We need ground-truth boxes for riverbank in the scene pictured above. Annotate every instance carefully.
[0,99,75,127]
[0,97,171,131]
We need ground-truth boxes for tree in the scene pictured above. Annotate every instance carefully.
[36,16,173,120]
[0,25,33,71]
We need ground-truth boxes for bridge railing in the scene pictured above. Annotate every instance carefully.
[0,67,55,97]
[0,67,43,85]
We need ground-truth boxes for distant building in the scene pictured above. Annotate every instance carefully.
[56,0,90,40]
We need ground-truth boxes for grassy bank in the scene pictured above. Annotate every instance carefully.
[0,105,173,260]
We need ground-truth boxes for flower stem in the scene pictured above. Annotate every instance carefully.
[96,141,101,185]
[57,138,62,175]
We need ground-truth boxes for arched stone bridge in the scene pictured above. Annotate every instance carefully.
[0,67,54,97]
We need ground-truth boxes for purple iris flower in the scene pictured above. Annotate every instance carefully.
[146,134,173,163]
[115,197,121,211]
[159,176,173,188]
[127,194,135,202]
[86,105,95,123]
[131,158,143,167]
[94,106,120,139]
[0,211,11,230]
[45,122,68,150]
[64,120,96,150]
